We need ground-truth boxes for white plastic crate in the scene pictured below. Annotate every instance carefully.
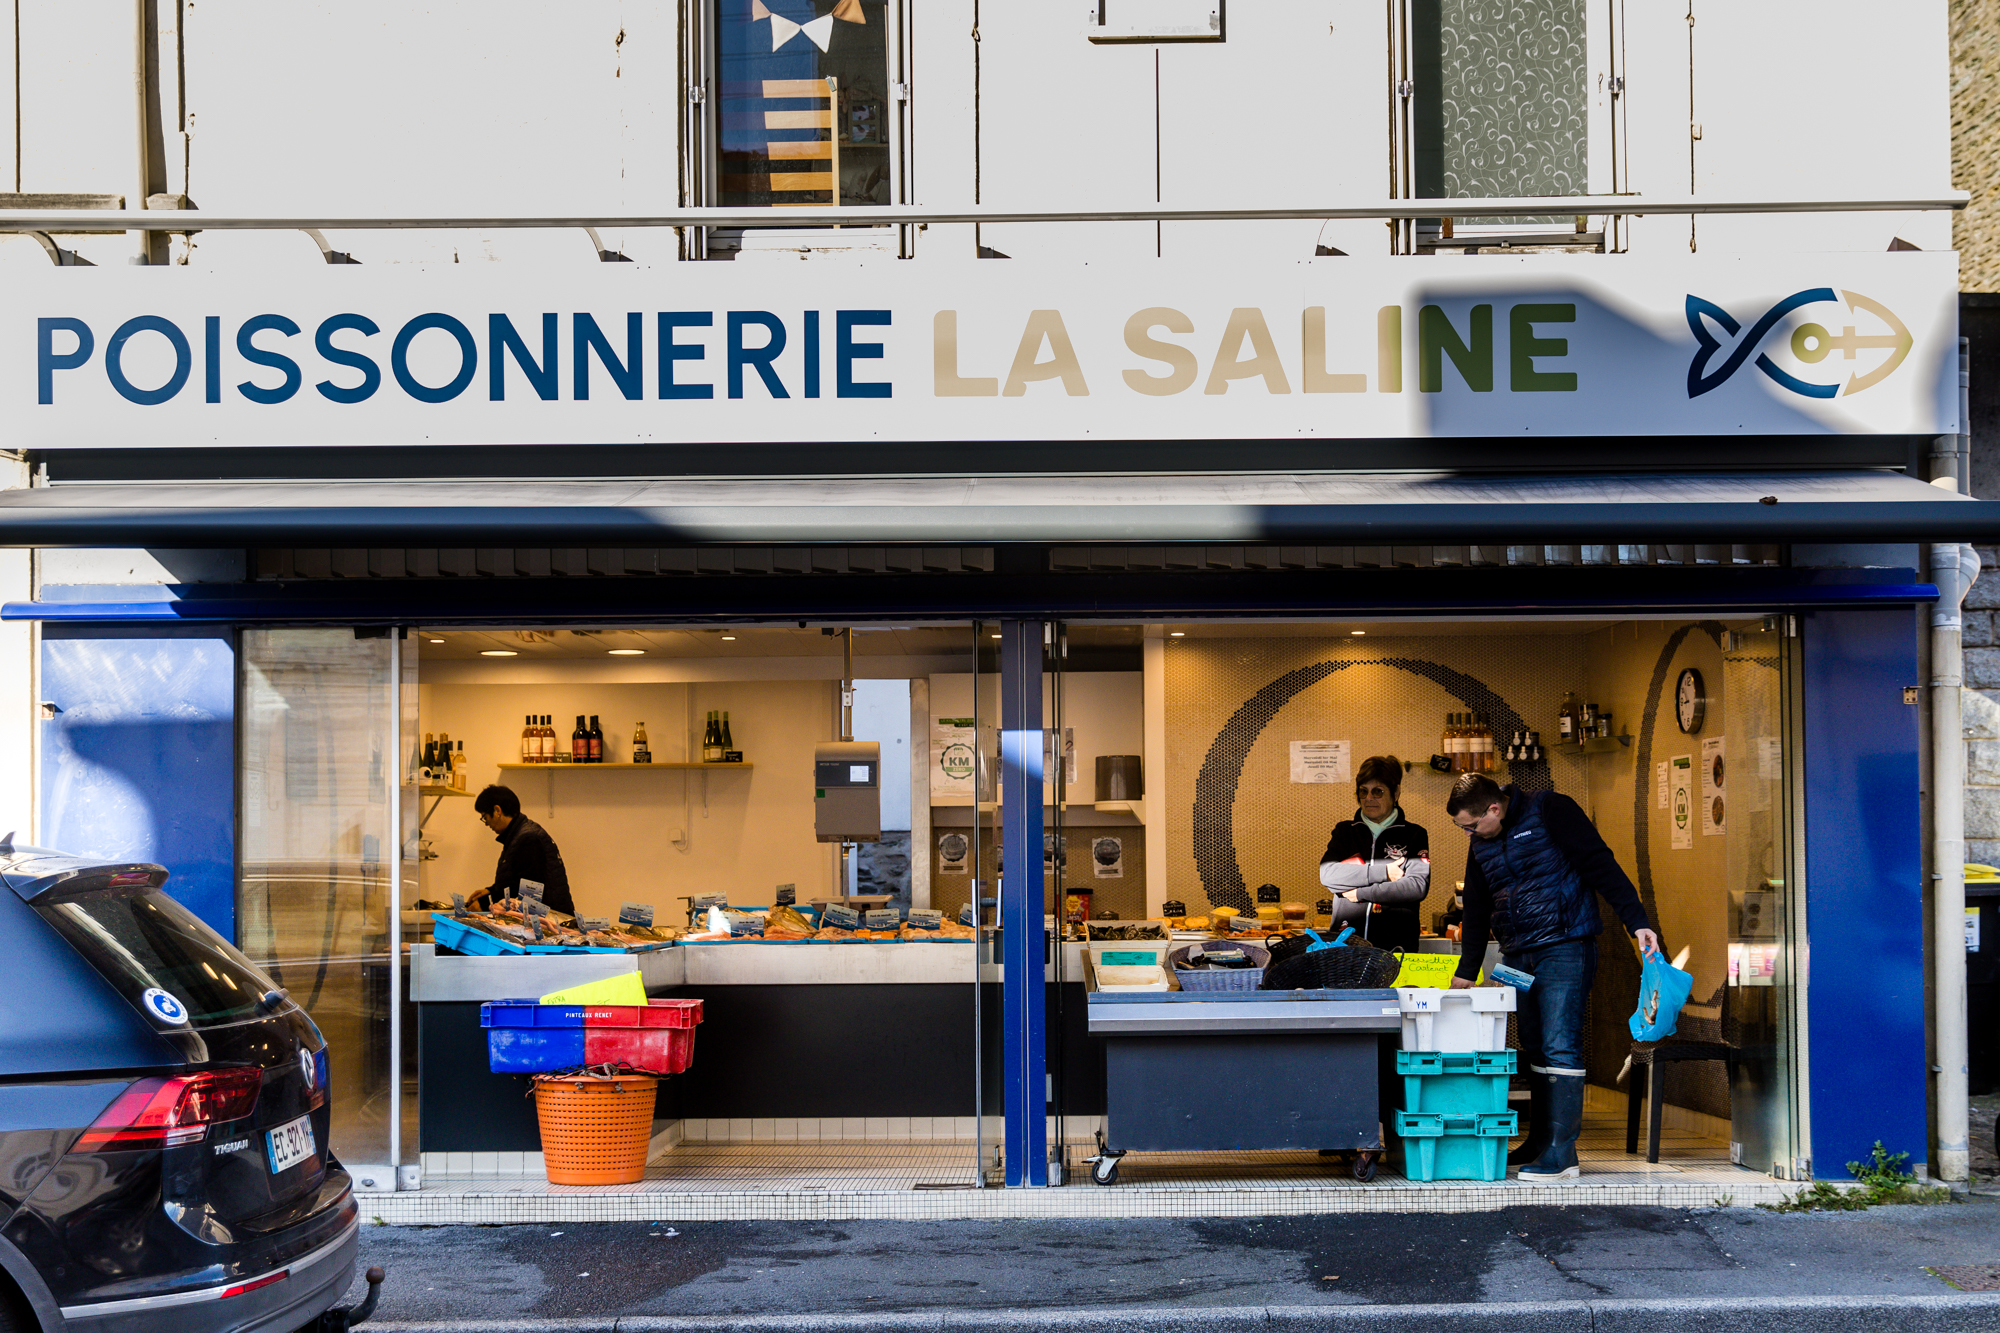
[1397,985,1516,1051]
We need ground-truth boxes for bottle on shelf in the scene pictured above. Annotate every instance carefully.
[1598,710,1614,742]
[720,710,735,754]
[520,715,536,764]
[1474,715,1492,772]
[540,715,555,762]
[571,715,587,764]
[1558,692,1581,743]
[421,733,437,783]
[633,721,651,764]
[455,740,467,788]
[588,715,604,763]
[437,732,451,782]
[703,710,723,763]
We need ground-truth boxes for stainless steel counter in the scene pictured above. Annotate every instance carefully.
[407,943,685,1002]
[1086,987,1404,1034]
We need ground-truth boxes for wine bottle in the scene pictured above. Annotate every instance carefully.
[703,711,721,763]
[633,721,651,764]
[542,715,556,762]
[421,733,437,782]
[720,710,734,753]
[588,715,603,763]
[1558,692,1580,742]
[455,739,466,788]
[520,715,534,763]
[571,715,587,763]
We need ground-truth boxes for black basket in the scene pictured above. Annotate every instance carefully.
[1261,942,1402,991]
[1264,932,1317,967]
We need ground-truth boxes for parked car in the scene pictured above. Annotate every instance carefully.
[0,841,359,1333]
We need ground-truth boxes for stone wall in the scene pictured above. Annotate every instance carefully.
[1956,0,2000,290]
[1965,546,2000,861]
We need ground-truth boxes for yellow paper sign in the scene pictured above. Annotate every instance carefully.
[540,971,646,1006]
[1391,952,1472,988]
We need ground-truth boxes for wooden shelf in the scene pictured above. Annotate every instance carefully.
[1553,737,1630,756]
[415,784,472,797]
[497,762,752,771]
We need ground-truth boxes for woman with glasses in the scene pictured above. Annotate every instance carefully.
[1318,755,1431,953]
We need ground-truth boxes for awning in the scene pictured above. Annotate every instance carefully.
[0,468,1992,546]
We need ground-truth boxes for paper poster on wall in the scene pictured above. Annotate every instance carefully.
[1092,835,1124,879]
[1043,727,1076,787]
[1670,756,1694,850]
[1756,736,1783,782]
[932,718,976,799]
[1701,736,1726,837]
[1289,740,1351,784]
[938,831,970,874]
[1656,760,1670,810]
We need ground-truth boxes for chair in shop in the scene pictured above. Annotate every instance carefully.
[1625,981,1733,1164]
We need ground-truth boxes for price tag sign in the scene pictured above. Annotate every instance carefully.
[864,909,900,930]
[907,908,943,930]
[1162,900,1187,917]
[691,893,728,910]
[1257,884,1282,904]
[530,915,546,941]
[775,883,797,906]
[619,902,655,927]
[450,893,466,913]
[823,904,861,929]
[1392,953,1468,988]
[576,916,611,932]
[724,910,764,937]
[959,902,976,926]
[525,898,551,918]
[1316,899,1334,916]
[518,878,545,902]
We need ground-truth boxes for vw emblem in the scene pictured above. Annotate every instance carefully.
[299,1046,316,1086]
[141,988,189,1027]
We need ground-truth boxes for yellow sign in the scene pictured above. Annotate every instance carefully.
[541,971,646,1006]
[1391,952,1473,988]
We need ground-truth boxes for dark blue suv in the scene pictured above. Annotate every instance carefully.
[0,843,358,1333]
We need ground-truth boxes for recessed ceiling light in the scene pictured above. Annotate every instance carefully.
[1169,631,1186,637]
[607,649,645,656]
[479,649,518,657]
[428,638,444,644]
[991,633,1002,639]
[720,635,737,641]
[1351,630,1367,636]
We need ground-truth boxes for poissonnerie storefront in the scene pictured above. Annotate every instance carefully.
[2,249,1987,1217]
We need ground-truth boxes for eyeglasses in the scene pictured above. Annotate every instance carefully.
[1357,785,1393,797]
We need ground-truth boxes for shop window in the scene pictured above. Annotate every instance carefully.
[1390,0,1624,253]
[691,0,902,255]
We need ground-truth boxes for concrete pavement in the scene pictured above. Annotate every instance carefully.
[349,1198,2000,1331]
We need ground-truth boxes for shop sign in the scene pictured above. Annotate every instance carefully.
[3,253,1957,446]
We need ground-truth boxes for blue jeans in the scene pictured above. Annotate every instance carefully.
[1503,937,1598,1077]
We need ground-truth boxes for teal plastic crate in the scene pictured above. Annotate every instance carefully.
[1395,1049,1517,1116]
[1395,1110,1518,1182]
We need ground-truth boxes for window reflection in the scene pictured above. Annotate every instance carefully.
[717,0,891,208]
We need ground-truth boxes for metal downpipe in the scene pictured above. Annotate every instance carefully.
[1933,540,1979,1183]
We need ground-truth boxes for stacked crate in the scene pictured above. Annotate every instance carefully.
[1393,987,1517,1182]
[481,998,704,1074]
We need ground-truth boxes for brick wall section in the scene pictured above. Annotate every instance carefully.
[1966,546,2000,862]
[1956,0,2000,289]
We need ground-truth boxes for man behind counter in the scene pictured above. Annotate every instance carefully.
[470,785,575,916]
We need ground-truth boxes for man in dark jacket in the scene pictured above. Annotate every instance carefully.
[471,785,575,917]
[1445,773,1658,1182]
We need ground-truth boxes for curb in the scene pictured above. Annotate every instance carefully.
[367,1291,2000,1333]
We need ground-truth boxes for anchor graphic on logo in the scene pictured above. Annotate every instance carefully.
[1686,288,1912,399]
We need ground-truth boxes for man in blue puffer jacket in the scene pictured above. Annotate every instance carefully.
[1445,774,1659,1182]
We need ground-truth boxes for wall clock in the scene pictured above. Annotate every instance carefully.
[1676,667,1707,734]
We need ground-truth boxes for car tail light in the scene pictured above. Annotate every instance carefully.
[219,1271,288,1299]
[74,1068,263,1151]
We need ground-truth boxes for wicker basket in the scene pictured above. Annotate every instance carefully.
[1169,942,1271,992]
[532,1072,659,1185]
[1261,942,1402,991]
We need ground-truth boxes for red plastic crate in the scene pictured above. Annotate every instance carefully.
[580,999,704,1029]
[583,1025,697,1073]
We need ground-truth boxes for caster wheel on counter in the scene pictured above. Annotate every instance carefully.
[1092,1157,1121,1186]
[1353,1151,1380,1182]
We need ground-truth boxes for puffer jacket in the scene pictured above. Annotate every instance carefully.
[1455,786,1649,978]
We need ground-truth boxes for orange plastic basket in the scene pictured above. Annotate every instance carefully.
[531,1073,658,1185]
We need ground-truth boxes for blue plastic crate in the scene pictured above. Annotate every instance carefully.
[485,1025,585,1073]
[480,1000,583,1028]
[1395,1050,1516,1116]
[433,914,525,956]
[1395,1110,1517,1182]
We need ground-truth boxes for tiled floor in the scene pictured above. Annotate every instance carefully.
[373,1104,1794,1223]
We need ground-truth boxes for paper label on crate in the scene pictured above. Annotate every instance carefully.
[518,878,545,902]
[822,904,861,929]
[863,909,900,930]
[907,909,943,930]
[1100,950,1159,966]
[775,884,797,906]
[1162,900,1187,918]
[619,902,655,927]
[576,917,611,932]
[1390,953,1463,988]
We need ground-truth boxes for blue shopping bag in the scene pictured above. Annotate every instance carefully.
[1629,947,1694,1042]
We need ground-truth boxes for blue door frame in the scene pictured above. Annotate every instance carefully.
[998,620,1050,1186]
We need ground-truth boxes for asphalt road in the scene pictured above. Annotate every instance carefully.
[340,1197,2000,1324]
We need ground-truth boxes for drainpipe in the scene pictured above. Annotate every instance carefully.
[1932,539,1980,1183]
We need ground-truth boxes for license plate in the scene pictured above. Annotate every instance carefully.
[265,1114,316,1174]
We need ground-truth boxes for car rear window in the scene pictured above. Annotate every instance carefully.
[35,888,276,1026]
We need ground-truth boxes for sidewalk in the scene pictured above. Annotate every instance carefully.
[353,1196,2000,1332]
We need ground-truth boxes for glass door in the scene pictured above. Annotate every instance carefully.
[970,619,1002,1183]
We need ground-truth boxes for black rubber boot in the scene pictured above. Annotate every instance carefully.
[1507,1074,1551,1167]
[1517,1074,1584,1181]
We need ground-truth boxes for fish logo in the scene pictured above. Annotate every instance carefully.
[1686,288,1911,400]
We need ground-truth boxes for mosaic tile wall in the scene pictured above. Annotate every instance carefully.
[1162,633,1591,917]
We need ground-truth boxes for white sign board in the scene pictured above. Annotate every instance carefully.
[1290,740,1351,784]
[1670,756,1694,851]
[1701,737,1727,838]
[931,718,976,800]
[2,253,1956,447]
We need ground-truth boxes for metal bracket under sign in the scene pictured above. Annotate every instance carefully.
[1085,0,1222,43]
